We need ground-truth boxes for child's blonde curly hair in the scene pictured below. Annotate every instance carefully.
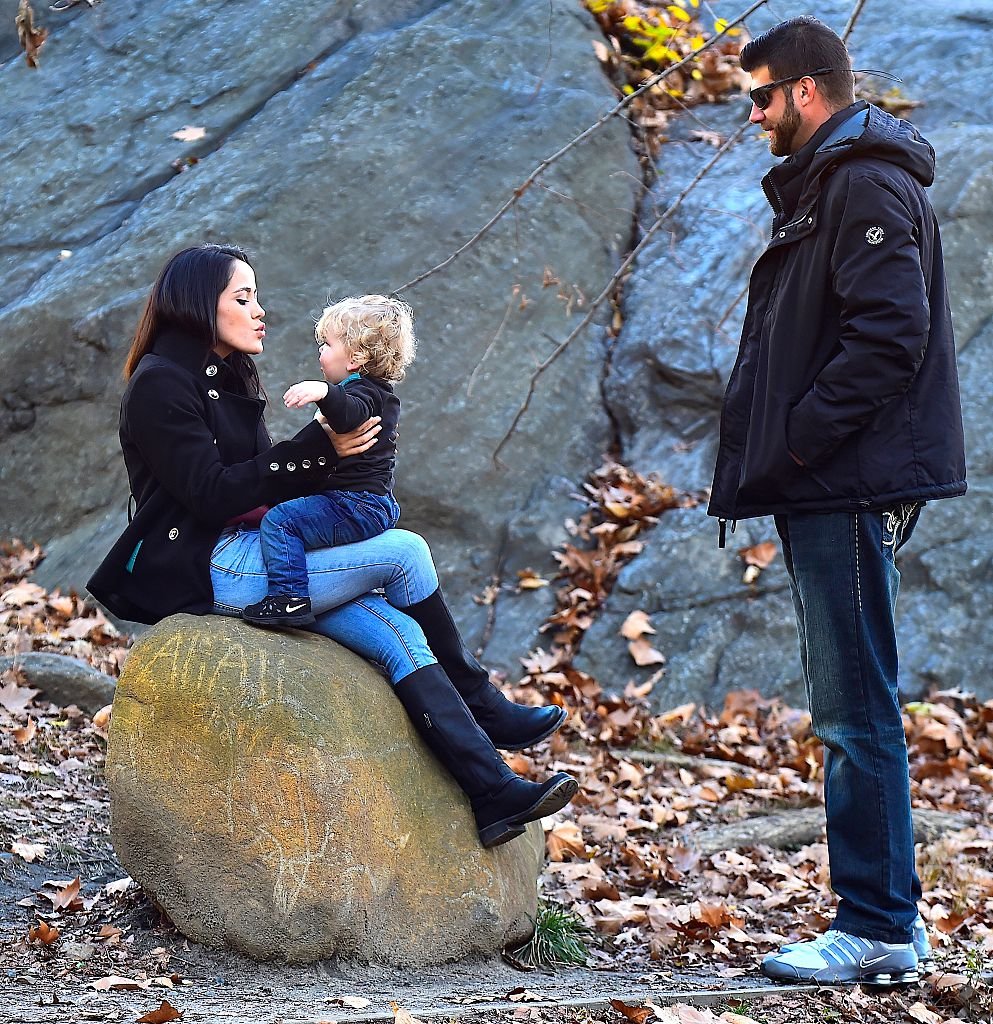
[315,294,416,383]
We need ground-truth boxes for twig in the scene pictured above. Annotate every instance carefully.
[842,0,869,42]
[466,288,518,398]
[493,122,750,465]
[394,0,770,294]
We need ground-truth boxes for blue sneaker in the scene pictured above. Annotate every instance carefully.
[762,929,918,986]
[781,915,930,962]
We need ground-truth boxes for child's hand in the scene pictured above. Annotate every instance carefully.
[284,380,330,408]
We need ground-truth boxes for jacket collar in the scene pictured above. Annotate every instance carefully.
[762,101,869,220]
[150,327,239,390]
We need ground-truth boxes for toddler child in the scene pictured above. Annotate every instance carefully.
[242,294,415,628]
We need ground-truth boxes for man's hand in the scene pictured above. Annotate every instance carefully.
[284,380,330,408]
[314,411,382,457]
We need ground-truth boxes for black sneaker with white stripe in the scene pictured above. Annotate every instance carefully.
[242,594,315,628]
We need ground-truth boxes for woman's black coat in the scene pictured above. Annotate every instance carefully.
[87,329,335,623]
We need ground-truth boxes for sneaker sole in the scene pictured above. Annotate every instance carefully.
[762,961,919,987]
[243,613,317,628]
[497,707,569,751]
[478,777,579,849]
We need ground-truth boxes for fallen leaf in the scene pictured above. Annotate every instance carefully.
[390,1002,425,1024]
[137,1000,182,1023]
[517,569,550,590]
[738,541,777,569]
[15,0,48,68]
[171,125,206,142]
[12,717,37,744]
[92,704,113,731]
[97,924,123,942]
[48,876,82,911]
[906,1003,942,1024]
[0,678,39,714]
[28,920,59,944]
[11,840,46,862]
[628,638,665,667]
[620,609,656,640]
[506,988,544,1002]
[90,976,151,991]
[609,999,653,1024]
[546,820,586,861]
[328,996,371,1009]
[105,877,133,895]
[720,1013,762,1024]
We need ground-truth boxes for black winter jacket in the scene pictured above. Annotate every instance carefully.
[708,102,966,526]
[87,329,337,623]
[316,373,399,495]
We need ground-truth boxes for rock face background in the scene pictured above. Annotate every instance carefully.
[2,0,990,708]
[106,615,544,964]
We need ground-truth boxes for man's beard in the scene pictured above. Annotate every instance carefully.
[769,90,801,156]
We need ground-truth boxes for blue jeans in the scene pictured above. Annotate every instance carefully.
[260,490,400,598]
[774,505,923,944]
[210,526,436,683]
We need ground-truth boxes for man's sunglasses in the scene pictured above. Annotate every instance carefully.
[748,67,902,110]
[749,67,834,110]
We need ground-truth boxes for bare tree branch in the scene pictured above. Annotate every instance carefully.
[842,0,869,42]
[493,122,751,465]
[394,0,770,295]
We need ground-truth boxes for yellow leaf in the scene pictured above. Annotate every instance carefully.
[714,17,729,33]
[667,5,691,22]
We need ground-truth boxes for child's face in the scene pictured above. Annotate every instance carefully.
[317,326,363,384]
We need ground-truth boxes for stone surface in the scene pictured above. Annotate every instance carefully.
[0,652,115,715]
[0,0,637,671]
[105,614,544,964]
[578,0,993,706]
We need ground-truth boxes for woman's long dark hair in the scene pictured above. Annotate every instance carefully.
[123,243,264,400]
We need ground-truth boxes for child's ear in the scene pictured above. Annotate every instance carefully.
[348,351,368,371]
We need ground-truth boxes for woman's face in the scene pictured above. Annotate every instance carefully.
[214,260,265,359]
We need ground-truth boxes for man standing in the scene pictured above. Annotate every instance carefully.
[708,17,966,986]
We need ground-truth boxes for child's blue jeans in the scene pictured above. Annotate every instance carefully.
[260,490,400,598]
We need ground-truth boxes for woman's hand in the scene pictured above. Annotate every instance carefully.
[314,411,382,457]
[284,380,330,408]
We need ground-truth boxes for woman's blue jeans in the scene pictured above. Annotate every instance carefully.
[774,506,923,944]
[210,526,438,684]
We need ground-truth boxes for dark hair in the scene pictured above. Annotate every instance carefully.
[123,243,263,399]
[740,16,855,111]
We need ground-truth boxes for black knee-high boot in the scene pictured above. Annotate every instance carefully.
[401,589,567,750]
[393,665,578,848]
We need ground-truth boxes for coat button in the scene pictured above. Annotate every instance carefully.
[207,389,219,400]
[318,457,327,466]
[167,528,180,541]
[779,231,786,238]
[206,365,218,376]
[286,462,296,471]
[269,462,279,471]
[302,459,311,469]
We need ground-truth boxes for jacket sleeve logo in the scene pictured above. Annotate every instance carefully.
[865,226,885,245]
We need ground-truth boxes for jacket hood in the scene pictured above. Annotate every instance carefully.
[817,102,935,187]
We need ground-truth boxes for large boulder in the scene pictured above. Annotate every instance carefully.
[105,615,544,964]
